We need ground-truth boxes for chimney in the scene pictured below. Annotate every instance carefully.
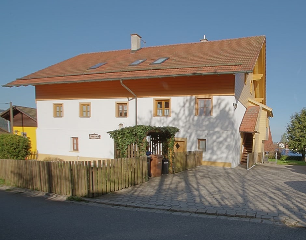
[200,35,208,42]
[131,34,141,51]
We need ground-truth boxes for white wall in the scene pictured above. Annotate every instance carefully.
[137,96,245,167]
[37,99,136,159]
[37,95,245,167]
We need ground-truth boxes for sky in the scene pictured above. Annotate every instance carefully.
[0,0,305,142]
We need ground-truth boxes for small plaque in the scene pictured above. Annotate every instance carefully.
[89,133,101,139]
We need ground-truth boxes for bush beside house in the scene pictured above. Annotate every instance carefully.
[0,134,31,159]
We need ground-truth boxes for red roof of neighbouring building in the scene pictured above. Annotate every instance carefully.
[4,36,266,87]
[264,127,274,152]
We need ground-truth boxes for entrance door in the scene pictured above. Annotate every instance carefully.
[174,138,187,152]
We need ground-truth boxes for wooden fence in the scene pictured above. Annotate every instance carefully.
[0,157,148,197]
[173,151,203,173]
[26,151,38,160]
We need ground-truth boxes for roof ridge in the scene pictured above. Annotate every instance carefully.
[13,105,36,109]
[79,35,266,55]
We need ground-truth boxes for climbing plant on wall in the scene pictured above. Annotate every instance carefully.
[107,125,179,159]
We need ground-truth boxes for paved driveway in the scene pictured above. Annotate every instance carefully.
[89,164,306,227]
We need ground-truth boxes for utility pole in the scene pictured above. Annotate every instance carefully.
[9,102,13,134]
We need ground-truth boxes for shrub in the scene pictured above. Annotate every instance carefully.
[0,134,31,160]
[267,150,281,159]
[280,155,303,161]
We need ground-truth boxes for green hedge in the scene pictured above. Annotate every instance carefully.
[0,134,31,160]
[280,155,303,161]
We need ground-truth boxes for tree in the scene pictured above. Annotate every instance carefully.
[280,133,287,144]
[286,108,306,161]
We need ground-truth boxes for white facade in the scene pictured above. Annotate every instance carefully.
[36,93,246,167]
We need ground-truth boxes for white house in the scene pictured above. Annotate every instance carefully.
[5,34,273,168]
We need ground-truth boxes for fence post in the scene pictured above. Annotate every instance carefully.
[46,161,52,193]
[102,160,106,194]
[247,154,249,170]
[92,161,97,197]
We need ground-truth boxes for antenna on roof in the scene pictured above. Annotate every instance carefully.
[141,38,146,48]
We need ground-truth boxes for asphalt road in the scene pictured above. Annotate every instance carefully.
[0,190,305,240]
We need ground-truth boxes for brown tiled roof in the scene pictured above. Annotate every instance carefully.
[0,106,37,122]
[239,106,260,133]
[4,36,265,87]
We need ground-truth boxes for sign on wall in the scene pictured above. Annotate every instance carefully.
[89,133,101,139]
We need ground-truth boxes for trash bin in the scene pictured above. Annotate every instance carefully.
[146,151,152,177]
[147,156,152,177]
[162,158,169,174]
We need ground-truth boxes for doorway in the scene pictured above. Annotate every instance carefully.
[174,138,187,153]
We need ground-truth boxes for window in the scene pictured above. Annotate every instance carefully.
[129,59,146,66]
[116,102,128,118]
[53,103,63,118]
[195,97,212,116]
[154,99,171,117]
[151,57,169,64]
[89,62,106,69]
[198,139,206,152]
[79,103,91,118]
[71,137,79,151]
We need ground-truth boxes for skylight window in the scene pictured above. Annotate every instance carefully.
[89,62,106,69]
[151,57,169,64]
[129,59,146,66]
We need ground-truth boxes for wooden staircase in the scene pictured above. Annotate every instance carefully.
[241,134,253,164]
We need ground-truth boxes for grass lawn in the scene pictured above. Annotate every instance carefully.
[268,159,306,166]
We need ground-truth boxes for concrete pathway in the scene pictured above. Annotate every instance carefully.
[87,164,306,227]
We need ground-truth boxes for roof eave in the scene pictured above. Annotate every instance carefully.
[4,70,253,87]
[248,98,273,117]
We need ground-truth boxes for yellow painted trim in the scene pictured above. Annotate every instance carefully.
[201,161,231,168]
[254,98,264,103]
[252,74,263,81]
[248,98,273,116]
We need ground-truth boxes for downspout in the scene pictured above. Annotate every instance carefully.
[120,80,137,126]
